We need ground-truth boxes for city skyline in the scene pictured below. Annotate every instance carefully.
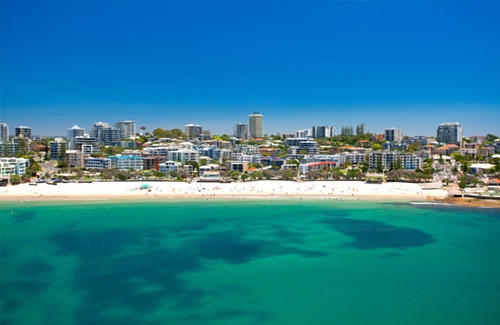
[2,1,499,137]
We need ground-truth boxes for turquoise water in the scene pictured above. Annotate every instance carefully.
[1,200,499,325]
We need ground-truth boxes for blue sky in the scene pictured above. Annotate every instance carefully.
[1,0,499,137]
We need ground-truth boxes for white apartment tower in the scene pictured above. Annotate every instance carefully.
[249,112,263,138]
[67,125,85,149]
[91,122,120,146]
[114,120,137,139]
[15,126,32,139]
[185,124,203,137]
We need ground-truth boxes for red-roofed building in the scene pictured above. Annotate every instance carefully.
[487,178,500,192]
[299,161,337,174]
[435,144,460,156]
[488,178,500,186]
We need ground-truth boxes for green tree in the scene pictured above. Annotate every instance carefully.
[491,158,500,172]
[185,161,200,174]
[213,134,231,141]
[306,170,320,179]
[346,169,359,180]
[372,143,382,151]
[57,144,68,168]
[263,169,276,179]
[395,157,403,171]
[250,170,264,180]
[249,162,263,169]
[21,173,30,182]
[100,168,119,180]
[439,154,445,165]
[486,134,498,144]
[152,170,166,178]
[278,169,296,180]
[153,128,186,139]
[229,170,241,180]
[241,173,250,182]
[386,170,402,181]
[170,128,186,139]
[26,157,42,176]
[115,173,128,181]
[407,143,418,152]
[153,128,168,138]
[332,167,344,180]
[461,162,470,174]
[376,156,384,173]
[458,174,480,189]
[10,174,22,185]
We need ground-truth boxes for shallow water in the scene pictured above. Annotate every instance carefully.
[1,200,499,324]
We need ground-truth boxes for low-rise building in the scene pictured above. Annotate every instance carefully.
[142,156,169,171]
[339,153,365,165]
[299,161,337,174]
[284,138,319,155]
[199,170,221,182]
[109,155,143,171]
[233,153,262,164]
[168,148,199,163]
[435,144,460,156]
[85,157,112,170]
[461,143,480,157]
[281,164,298,171]
[478,146,494,157]
[159,161,181,174]
[229,161,249,172]
[368,151,422,170]
[0,157,28,176]
[66,150,84,168]
[0,141,21,157]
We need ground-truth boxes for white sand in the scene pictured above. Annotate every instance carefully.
[0,180,448,201]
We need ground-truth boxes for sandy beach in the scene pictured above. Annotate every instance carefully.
[0,180,448,202]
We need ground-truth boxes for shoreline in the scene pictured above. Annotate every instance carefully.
[428,196,500,209]
[1,181,498,208]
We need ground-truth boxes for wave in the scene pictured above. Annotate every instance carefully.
[409,201,453,206]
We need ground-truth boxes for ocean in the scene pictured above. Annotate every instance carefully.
[1,200,499,325]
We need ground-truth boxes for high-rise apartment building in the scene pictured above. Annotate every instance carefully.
[50,138,66,161]
[67,125,85,149]
[114,121,137,139]
[15,126,32,139]
[91,122,120,146]
[437,122,463,146]
[0,123,8,142]
[385,128,403,143]
[185,124,203,137]
[312,126,335,138]
[249,112,263,138]
[234,123,248,140]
